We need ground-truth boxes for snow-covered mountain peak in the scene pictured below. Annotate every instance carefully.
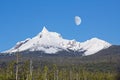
[3,27,111,56]
[85,37,111,46]
[89,37,106,42]
[37,27,62,39]
[37,27,49,37]
[41,26,49,33]
[89,37,101,41]
[81,37,111,56]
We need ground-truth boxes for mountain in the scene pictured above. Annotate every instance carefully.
[80,38,111,55]
[2,27,111,56]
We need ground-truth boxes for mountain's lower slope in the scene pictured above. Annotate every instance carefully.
[83,45,120,63]
[94,45,120,56]
[0,46,120,73]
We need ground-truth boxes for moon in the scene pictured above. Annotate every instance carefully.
[75,16,81,26]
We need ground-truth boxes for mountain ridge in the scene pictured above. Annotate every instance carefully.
[2,27,111,56]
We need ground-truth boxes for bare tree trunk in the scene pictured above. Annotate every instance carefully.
[54,71,55,80]
[16,52,19,80]
[76,73,79,80]
[30,59,33,80]
[69,70,72,80]
[56,70,59,80]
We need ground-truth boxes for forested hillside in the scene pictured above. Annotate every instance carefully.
[0,46,120,80]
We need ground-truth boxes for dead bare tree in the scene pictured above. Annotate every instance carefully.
[30,59,33,80]
[16,50,19,80]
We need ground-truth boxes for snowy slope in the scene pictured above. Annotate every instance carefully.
[3,27,111,56]
[80,38,111,56]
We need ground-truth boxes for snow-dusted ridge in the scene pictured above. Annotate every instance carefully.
[80,38,111,55]
[3,27,111,56]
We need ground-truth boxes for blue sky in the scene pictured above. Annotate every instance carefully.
[0,0,120,52]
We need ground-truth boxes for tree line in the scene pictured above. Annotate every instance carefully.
[0,52,120,80]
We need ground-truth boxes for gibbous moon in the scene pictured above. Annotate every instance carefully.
[75,16,81,26]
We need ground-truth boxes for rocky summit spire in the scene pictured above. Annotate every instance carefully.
[41,26,49,33]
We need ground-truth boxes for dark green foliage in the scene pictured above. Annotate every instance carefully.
[0,60,119,80]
